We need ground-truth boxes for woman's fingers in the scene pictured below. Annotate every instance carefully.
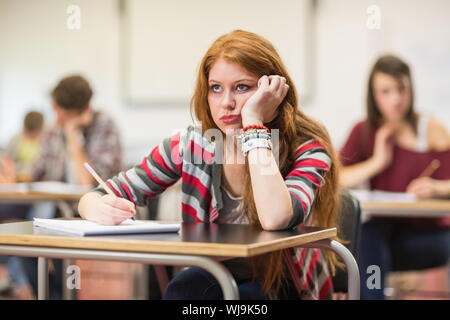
[102,194,136,213]
[406,178,434,198]
[268,75,281,91]
[281,83,289,99]
[99,204,135,225]
[95,194,136,225]
[258,75,269,89]
[96,214,128,226]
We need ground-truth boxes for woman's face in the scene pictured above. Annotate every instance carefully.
[372,72,411,122]
[207,58,258,134]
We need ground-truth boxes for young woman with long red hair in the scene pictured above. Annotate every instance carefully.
[78,30,342,300]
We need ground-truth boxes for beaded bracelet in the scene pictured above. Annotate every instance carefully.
[241,124,270,134]
[241,133,271,144]
[242,138,273,156]
[238,128,270,141]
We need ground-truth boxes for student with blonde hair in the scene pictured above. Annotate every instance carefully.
[79,30,342,299]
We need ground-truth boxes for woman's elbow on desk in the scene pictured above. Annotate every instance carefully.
[258,207,294,231]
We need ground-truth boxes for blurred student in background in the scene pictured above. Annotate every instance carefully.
[339,55,450,299]
[0,110,44,187]
[0,74,123,299]
[0,110,44,220]
[5,111,44,179]
[0,111,44,299]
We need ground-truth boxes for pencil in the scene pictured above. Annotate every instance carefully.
[83,162,115,196]
[418,159,440,178]
[83,162,136,220]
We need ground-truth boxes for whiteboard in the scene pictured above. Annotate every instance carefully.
[122,0,313,107]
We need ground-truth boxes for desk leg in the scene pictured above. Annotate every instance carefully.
[303,239,360,300]
[57,201,76,300]
[38,257,49,300]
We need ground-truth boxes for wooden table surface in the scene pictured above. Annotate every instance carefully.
[0,220,337,257]
[0,191,82,202]
[361,199,450,218]
[362,199,450,211]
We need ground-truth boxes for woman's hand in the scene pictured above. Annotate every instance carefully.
[372,124,395,172]
[241,75,289,126]
[80,193,136,225]
[406,177,450,199]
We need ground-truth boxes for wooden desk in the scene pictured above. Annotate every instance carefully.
[361,199,450,219]
[0,191,82,203]
[0,220,360,300]
[0,190,83,218]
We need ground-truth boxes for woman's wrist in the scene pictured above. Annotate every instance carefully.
[368,156,385,175]
[241,115,263,127]
[434,180,450,198]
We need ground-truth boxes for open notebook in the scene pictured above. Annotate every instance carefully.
[33,218,181,236]
[349,189,418,203]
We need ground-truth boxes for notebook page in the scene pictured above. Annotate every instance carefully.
[349,189,418,203]
[33,218,180,236]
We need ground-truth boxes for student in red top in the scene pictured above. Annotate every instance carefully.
[340,55,450,300]
[79,30,343,300]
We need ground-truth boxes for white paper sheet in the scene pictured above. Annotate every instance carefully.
[33,218,180,236]
[349,189,418,203]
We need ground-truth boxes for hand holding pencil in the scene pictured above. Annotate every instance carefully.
[406,159,443,199]
[81,162,136,225]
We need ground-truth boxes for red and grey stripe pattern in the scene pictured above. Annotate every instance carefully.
[94,125,334,299]
[285,139,332,228]
[285,246,333,300]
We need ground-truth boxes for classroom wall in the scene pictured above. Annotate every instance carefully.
[0,0,192,166]
[0,0,123,146]
[307,0,450,150]
[0,0,449,166]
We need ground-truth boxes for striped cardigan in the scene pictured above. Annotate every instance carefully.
[95,125,334,299]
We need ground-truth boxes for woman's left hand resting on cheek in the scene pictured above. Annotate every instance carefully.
[240,75,289,126]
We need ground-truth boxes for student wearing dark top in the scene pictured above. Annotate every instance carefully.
[339,55,450,300]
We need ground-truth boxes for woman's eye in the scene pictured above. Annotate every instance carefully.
[211,84,222,93]
[236,84,250,91]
